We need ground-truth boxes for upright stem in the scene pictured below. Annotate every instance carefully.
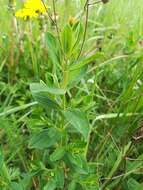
[77,0,89,60]
[84,126,92,160]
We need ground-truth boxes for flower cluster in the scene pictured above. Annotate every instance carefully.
[15,0,47,19]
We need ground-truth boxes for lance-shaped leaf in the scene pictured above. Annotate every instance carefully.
[63,108,90,141]
[30,83,63,110]
[32,93,61,110]
[62,25,73,55]
[50,147,65,162]
[29,128,61,149]
[45,32,61,68]
[30,83,66,95]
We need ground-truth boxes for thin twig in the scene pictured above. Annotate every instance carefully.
[77,0,89,60]
[76,0,102,60]
[41,0,55,24]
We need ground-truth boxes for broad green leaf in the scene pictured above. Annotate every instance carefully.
[28,128,61,149]
[50,147,65,162]
[32,93,61,110]
[66,153,89,174]
[30,83,66,95]
[64,108,90,140]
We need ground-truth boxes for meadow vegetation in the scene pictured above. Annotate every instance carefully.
[0,0,143,189]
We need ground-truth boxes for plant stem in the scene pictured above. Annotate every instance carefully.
[84,126,92,160]
[77,0,89,60]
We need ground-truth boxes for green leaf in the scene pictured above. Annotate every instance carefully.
[30,83,66,95]
[44,179,56,190]
[32,93,61,111]
[20,173,33,190]
[50,147,65,162]
[72,22,83,49]
[64,108,90,141]
[66,153,89,174]
[70,53,100,71]
[68,180,77,190]
[28,128,61,149]
[127,178,143,190]
[0,102,37,117]
[30,82,62,111]
[11,182,24,190]
[62,25,73,55]
[68,65,87,88]
[55,168,64,188]
[45,32,61,67]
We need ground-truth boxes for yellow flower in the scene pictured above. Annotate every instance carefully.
[15,8,38,19]
[68,16,78,26]
[15,0,47,19]
[24,0,46,14]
